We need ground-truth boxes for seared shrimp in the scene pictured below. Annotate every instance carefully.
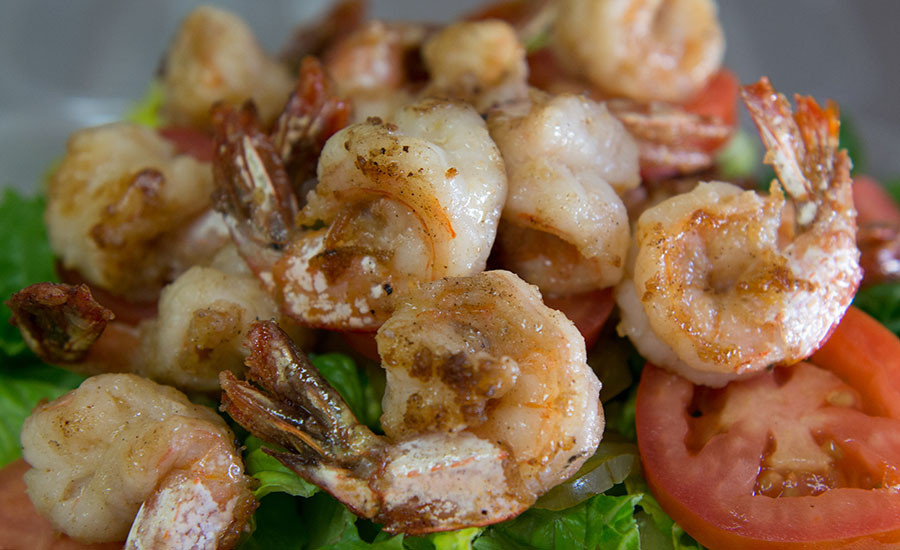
[214,97,507,330]
[421,19,529,113]
[221,270,603,534]
[616,78,860,386]
[21,373,256,548]
[7,246,306,392]
[46,122,227,302]
[323,20,430,122]
[162,6,294,129]
[552,0,725,103]
[488,91,639,295]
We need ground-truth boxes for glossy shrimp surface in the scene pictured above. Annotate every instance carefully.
[45,122,224,301]
[215,97,507,330]
[421,19,529,113]
[616,78,861,386]
[221,270,603,534]
[552,0,725,103]
[21,373,256,548]
[488,91,639,295]
[162,5,294,129]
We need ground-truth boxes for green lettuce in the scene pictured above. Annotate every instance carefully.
[0,189,86,467]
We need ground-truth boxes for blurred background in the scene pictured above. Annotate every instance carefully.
[1,0,898,192]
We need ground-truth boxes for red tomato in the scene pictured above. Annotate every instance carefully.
[853,175,900,227]
[157,126,214,162]
[543,288,615,349]
[0,459,124,550]
[681,69,739,127]
[636,306,900,549]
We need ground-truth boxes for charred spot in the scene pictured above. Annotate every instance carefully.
[410,347,435,379]
[402,145,409,153]
[383,283,393,295]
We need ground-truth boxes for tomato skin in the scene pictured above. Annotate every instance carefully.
[0,460,124,550]
[681,69,739,127]
[853,175,900,227]
[157,126,214,162]
[543,288,614,349]
[636,307,900,550]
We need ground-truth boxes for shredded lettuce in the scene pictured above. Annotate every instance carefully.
[0,189,86,467]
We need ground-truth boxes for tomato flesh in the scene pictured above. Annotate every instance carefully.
[637,307,900,549]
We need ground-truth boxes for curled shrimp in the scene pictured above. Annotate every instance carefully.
[616,78,861,386]
[220,270,603,534]
[488,90,639,295]
[162,5,294,129]
[6,246,308,392]
[214,97,507,330]
[20,373,256,548]
[323,19,430,122]
[421,19,529,113]
[45,122,228,302]
[552,0,725,104]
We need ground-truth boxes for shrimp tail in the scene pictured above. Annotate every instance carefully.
[741,77,852,225]
[271,56,352,193]
[212,102,299,274]
[220,321,382,516]
[5,282,114,363]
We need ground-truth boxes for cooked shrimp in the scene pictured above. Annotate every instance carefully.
[616,78,860,386]
[323,20,429,122]
[162,5,294,129]
[488,91,639,295]
[46,122,227,302]
[20,373,256,548]
[220,270,603,534]
[214,97,507,330]
[421,19,529,113]
[6,245,307,392]
[552,0,725,103]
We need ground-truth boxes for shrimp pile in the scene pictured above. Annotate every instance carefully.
[5,0,868,543]
[221,270,603,533]
[215,96,507,330]
[616,77,860,386]
[20,373,256,548]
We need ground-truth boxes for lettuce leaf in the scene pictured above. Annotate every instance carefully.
[311,353,383,431]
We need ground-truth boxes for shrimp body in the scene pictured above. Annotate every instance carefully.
[216,97,507,330]
[422,19,529,113]
[552,0,725,103]
[21,373,255,548]
[489,91,639,294]
[221,270,603,534]
[162,6,294,129]
[46,122,225,301]
[616,78,860,385]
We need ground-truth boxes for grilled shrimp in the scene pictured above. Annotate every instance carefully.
[421,19,529,113]
[214,97,506,330]
[20,373,256,548]
[161,5,294,129]
[552,0,725,104]
[616,78,861,386]
[221,270,602,534]
[323,20,430,122]
[488,91,639,295]
[7,245,306,392]
[46,122,227,302]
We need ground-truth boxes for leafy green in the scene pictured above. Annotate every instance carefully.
[854,283,900,336]
[715,130,760,180]
[0,189,85,467]
[125,80,164,128]
[840,114,865,175]
[243,435,319,499]
[0,190,56,356]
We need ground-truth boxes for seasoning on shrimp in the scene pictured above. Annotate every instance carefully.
[488,90,639,295]
[20,373,256,548]
[220,270,603,534]
[616,77,861,386]
[214,97,507,330]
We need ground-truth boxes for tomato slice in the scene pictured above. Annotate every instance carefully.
[543,287,615,349]
[636,306,900,549]
[853,175,900,227]
[157,126,214,162]
[681,69,739,128]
